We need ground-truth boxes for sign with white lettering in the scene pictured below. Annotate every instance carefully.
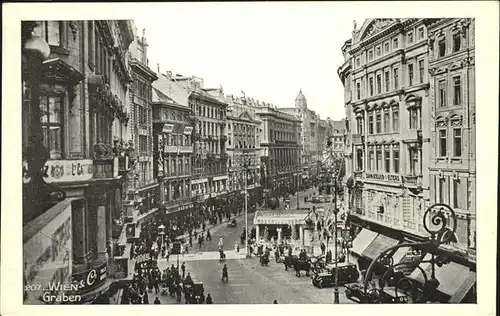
[70,262,107,292]
[364,173,402,183]
[37,160,94,183]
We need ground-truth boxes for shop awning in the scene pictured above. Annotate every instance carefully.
[362,234,400,260]
[351,228,378,256]
[409,254,476,302]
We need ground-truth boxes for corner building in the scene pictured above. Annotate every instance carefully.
[153,73,228,221]
[340,19,433,239]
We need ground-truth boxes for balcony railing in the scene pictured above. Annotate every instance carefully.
[361,211,427,236]
[404,174,422,187]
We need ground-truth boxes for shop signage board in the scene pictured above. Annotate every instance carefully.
[364,172,402,183]
[23,159,94,184]
[70,262,107,293]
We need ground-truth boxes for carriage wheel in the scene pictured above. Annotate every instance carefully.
[318,279,324,289]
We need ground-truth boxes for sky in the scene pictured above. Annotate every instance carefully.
[132,3,366,121]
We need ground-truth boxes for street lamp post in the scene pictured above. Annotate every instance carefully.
[244,164,251,258]
[331,170,340,304]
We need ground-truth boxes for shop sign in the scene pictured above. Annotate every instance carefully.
[192,178,208,185]
[365,173,402,183]
[24,159,94,184]
[71,263,107,292]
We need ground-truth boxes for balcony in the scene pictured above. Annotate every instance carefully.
[352,134,364,144]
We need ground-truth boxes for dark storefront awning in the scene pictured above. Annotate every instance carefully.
[409,253,476,302]
[351,228,378,256]
[362,234,400,261]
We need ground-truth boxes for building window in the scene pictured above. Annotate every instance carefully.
[40,95,63,159]
[383,108,390,133]
[393,146,400,173]
[392,106,399,131]
[453,128,462,157]
[33,21,64,47]
[369,148,374,171]
[418,27,424,40]
[438,38,446,57]
[376,146,382,171]
[376,46,381,57]
[393,38,399,49]
[368,50,374,61]
[368,113,374,134]
[384,71,390,92]
[453,33,462,52]
[407,32,413,44]
[439,129,447,157]
[356,148,363,171]
[409,108,420,129]
[356,117,363,135]
[376,74,382,94]
[453,76,462,106]
[376,110,382,133]
[453,178,460,208]
[438,80,447,108]
[384,147,391,173]
[418,60,425,83]
[439,178,445,203]
[356,82,361,100]
[384,42,390,53]
[408,64,414,86]
[369,77,374,96]
[409,149,420,175]
[139,135,148,153]
[393,68,399,89]
[356,58,360,67]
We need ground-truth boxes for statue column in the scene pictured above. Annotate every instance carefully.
[277,227,282,243]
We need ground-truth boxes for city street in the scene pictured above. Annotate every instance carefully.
[146,191,356,304]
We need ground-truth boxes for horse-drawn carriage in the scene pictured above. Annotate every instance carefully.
[283,254,311,277]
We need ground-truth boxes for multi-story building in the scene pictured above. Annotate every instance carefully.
[257,103,302,202]
[22,20,135,303]
[425,18,475,257]
[225,95,262,209]
[153,72,228,220]
[128,27,158,213]
[152,80,194,228]
[280,89,323,187]
[340,18,433,242]
[327,119,347,159]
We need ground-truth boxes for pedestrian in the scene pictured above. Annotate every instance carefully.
[206,293,213,304]
[273,300,278,304]
[320,241,326,255]
[221,264,228,283]
[181,262,186,279]
[154,297,161,304]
